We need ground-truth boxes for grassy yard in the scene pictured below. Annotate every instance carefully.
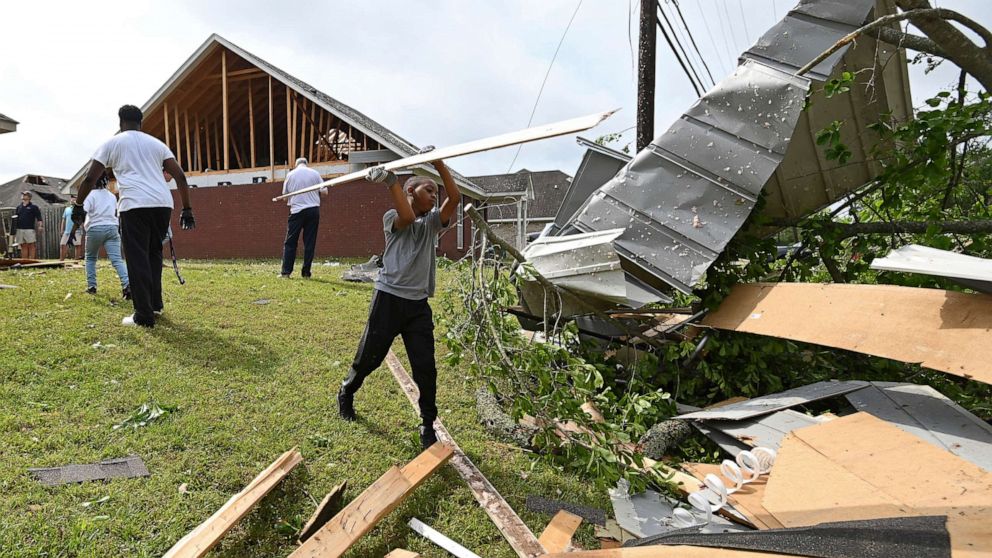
[0,260,606,557]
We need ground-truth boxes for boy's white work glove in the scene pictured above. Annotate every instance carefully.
[366,166,397,187]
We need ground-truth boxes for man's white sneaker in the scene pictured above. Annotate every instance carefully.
[153,310,163,317]
[122,314,137,326]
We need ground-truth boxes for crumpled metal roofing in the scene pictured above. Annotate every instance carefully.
[562,0,909,297]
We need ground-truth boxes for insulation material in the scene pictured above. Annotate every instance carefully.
[676,380,867,421]
[625,516,951,558]
[845,382,992,472]
[29,456,149,486]
[870,244,992,294]
[761,412,992,557]
[701,283,992,385]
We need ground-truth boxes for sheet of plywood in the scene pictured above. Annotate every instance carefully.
[701,283,992,385]
[163,449,302,558]
[289,444,453,558]
[385,351,546,558]
[538,510,583,553]
[274,109,617,201]
[681,462,784,530]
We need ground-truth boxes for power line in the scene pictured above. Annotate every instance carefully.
[507,0,584,172]
[719,0,742,54]
[669,0,717,86]
[709,0,738,68]
[655,11,704,96]
[737,0,751,45]
[657,4,707,93]
[686,0,729,76]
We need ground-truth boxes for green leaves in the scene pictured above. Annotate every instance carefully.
[112,402,176,430]
[824,71,853,98]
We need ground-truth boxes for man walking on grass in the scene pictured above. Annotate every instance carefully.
[338,160,461,449]
[73,105,196,328]
[279,157,326,278]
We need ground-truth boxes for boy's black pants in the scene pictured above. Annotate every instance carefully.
[342,289,437,426]
[119,207,172,326]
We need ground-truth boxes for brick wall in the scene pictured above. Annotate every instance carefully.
[167,180,474,259]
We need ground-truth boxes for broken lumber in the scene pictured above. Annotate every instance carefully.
[162,448,302,558]
[289,443,453,558]
[538,510,583,553]
[384,550,420,558]
[702,283,992,385]
[274,109,617,201]
[298,481,347,543]
[385,351,547,558]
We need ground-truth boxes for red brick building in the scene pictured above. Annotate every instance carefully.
[65,34,481,259]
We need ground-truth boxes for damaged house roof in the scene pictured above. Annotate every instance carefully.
[0,112,17,134]
[469,169,572,221]
[0,174,70,209]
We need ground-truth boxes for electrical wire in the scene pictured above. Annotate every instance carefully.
[661,1,711,89]
[686,0,730,76]
[656,12,704,96]
[737,0,751,45]
[669,0,717,86]
[507,0,584,172]
[719,0,742,54]
[709,0,739,69]
[657,4,707,94]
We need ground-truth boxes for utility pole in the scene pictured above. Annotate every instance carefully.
[637,0,657,151]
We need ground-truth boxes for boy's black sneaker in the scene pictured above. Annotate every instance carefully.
[122,286,131,300]
[86,286,97,295]
[419,425,438,449]
[337,388,356,421]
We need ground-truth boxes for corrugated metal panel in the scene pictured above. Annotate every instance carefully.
[561,0,910,297]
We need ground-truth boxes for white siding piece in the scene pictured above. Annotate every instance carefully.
[845,382,992,471]
[871,244,992,294]
[676,381,869,421]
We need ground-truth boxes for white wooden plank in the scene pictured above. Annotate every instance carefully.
[273,109,617,201]
[871,244,992,293]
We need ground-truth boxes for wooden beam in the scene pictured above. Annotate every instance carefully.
[317,109,327,162]
[289,444,453,558]
[183,111,192,171]
[205,118,213,170]
[214,120,221,170]
[173,105,182,168]
[194,114,202,172]
[307,101,316,163]
[291,91,298,160]
[222,49,229,170]
[385,352,546,558]
[268,76,274,173]
[285,86,292,164]
[164,101,171,152]
[248,80,256,168]
[208,67,264,79]
[162,449,302,558]
[232,135,245,169]
[538,511,583,554]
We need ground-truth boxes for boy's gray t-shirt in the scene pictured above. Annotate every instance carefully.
[375,208,445,300]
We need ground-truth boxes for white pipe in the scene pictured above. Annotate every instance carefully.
[407,518,482,558]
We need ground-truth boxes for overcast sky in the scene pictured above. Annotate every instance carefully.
[1,0,989,186]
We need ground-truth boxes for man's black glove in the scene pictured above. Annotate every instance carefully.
[366,166,398,187]
[71,204,86,226]
[180,207,196,230]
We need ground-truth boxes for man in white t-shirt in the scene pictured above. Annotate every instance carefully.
[72,105,196,327]
[279,157,326,278]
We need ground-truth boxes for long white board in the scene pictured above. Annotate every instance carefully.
[272,109,618,201]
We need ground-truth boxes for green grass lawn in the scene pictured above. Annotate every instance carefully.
[0,260,606,557]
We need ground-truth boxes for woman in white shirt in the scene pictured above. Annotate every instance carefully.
[83,175,130,298]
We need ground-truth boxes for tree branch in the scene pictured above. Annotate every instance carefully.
[769,219,992,239]
[865,26,947,57]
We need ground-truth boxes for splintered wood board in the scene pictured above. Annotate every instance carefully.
[538,510,583,553]
[162,448,302,558]
[702,283,992,385]
[274,109,617,200]
[289,443,453,558]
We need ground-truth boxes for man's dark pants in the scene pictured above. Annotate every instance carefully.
[119,207,171,326]
[341,289,438,426]
[281,206,320,277]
